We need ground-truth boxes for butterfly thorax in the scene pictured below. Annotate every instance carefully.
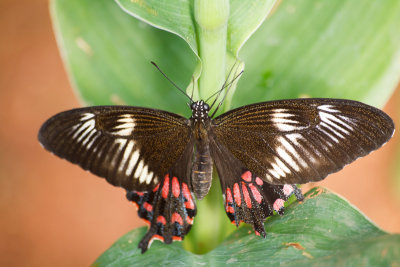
[189,100,213,200]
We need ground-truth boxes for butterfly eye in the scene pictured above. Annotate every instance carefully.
[204,103,210,111]
[191,102,197,110]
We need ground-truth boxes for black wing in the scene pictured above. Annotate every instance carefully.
[126,138,196,253]
[212,98,394,185]
[39,106,197,252]
[39,106,191,191]
[210,137,303,236]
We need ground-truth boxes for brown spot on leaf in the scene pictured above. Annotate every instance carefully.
[305,187,325,199]
[75,37,93,56]
[284,242,305,250]
[381,247,388,257]
[302,251,314,259]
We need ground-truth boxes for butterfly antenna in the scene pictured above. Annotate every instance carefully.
[190,76,195,102]
[151,61,192,103]
[207,61,239,110]
[210,70,243,118]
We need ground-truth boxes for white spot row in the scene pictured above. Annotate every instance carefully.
[318,105,340,113]
[80,113,95,121]
[115,139,155,185]
[318,111,354,144]
[72,119,96,141]
[271,111,307,132]
[266,136,309,181]
[111,114,136,136]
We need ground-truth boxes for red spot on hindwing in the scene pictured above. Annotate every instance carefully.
[226,205,235,213]
[172,176,180,198]
[241,182,252,208]
[273,199,285,212]
[156,216,167,225]
[143,202,153,212]
[136,191,144,196]
[172,212,183,225]
[283,184,294,196]
[233,183,241,207]
[226,188,233,203]
[249,183,263,204]
[225,187,235,213]
[255,177,263,186]
[186,216,193,224]
[162,175,170,199]
[241,171,252,182]
[151,234,165,242]
[153,183,160,192]
[182,183,195,210]
[182,182,191,199]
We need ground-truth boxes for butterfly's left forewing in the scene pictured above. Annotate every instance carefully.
[39,106,197,252]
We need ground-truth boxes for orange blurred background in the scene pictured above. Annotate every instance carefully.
[1,1,399,266]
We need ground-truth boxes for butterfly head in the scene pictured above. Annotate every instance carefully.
[191,100,210,122]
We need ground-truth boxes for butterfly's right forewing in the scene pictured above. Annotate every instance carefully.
[212,99,394,185]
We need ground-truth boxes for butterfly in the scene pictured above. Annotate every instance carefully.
[38,97,394,253]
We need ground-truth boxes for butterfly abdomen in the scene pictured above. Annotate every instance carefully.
[192,138,213,200]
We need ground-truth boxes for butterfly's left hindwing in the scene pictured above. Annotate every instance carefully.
[39,106,191,191]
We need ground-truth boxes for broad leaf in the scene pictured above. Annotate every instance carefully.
[237,0,400,108]
[115,0,277,56]
[52,0,400,112]
[51,0,197,116]
[94,187,400,266]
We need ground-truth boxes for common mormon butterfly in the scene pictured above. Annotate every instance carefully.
[39,72,394,253]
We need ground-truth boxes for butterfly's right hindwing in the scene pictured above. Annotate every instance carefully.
[38,106,191,191]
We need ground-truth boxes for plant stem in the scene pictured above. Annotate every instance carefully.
[194,0,229,102]
[183,0,232,254]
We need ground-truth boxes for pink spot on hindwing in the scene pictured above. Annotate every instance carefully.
[172,176,180,198]
[233,183,241,207]
[226,188,233,203]
[249,183,263,203]
[283,184,294,196]
[182,182,195,210]
[172,212,183,225]
[153,183,160,192]
[161,175,170,199]
[143,202,153,212]
[156,216,167,225]
[186,217,193,224]
[241,171,252,182]
[255,177,263,186]
[273,198,285,212]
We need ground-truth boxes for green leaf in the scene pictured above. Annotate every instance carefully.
[51,0,400,262]
[236,0,400,108]
[93,187,400,266]
[115,0,277,102]
[115,0,277,56]
[51,0,197,116]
